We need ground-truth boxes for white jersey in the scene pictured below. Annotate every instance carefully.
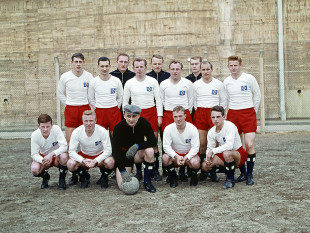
[123,76,163,116]
[88,75,123,109]
[31,125,67,164]
[206,120,242,155]
[57,70,93,106]
[193,77,227,109]
[69,124,112,164]
[160,78,193,112]
[224,72,261,112]
[163,122,199,160]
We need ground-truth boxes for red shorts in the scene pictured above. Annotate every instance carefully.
[227,108,257,134]
[64,104,91,128]
[95,106,121,132]
[194,107,213,131]
[39,152,56,167]
[162,109,193,131]
[141,106,158,132]
[78,151,100,160]
[215,147,248,168]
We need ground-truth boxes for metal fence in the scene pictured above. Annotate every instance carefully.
[1,50,310,138]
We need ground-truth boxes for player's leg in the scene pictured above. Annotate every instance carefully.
[31,161,51,189]
[135,148,156,193]
[244,132,256,185]
[186,154,200,186]
[152,130,162,181]
[54,152,69,190]
[67,158,90,189]
[223,150,241,189]
[116,167,132,190]
[97,156,115,189]
[162,153,178,188]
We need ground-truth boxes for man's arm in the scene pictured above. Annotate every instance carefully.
[57,76,67,106]
[135,119,157,150]
[30,133,43,164]
[219,82,228,109]
[88,79,96,109]
[52,125,68,156]
[122,82,131,108]
[95,129,112,164]
[68,130,84,163]
[163,126,177,159]
[112,124,127,172]
[187,81,194,112]
[251,75,261,113]
[185,126,200,161]
[116,79,124,109]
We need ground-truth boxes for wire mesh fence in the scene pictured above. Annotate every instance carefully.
[0,50,309,137]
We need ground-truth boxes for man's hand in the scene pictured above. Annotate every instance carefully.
[42,153,54,166]
[82,159,97,168]
[175,154,185,166]
[126,144,139,160]
[121,171,132,183]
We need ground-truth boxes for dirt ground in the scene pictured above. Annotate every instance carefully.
[0,131,309,233]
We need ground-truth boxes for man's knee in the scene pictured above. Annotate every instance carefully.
[143,147,155,160]
[189,156,200,169]
[59,153,69,165]
[67,159,78,171]
[223,151,233,162]
[161,153,171,165]
[104,156,115,169]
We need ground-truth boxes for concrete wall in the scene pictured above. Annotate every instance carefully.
[0,0,309,127]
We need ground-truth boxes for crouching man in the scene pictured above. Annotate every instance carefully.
[113,105,157,193]
[162,106,200,188]
[31,114,68,190]
[201,105,248,189]
[67,110,114,189]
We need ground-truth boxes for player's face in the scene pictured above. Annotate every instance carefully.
[201,63,213,80]
[169,63,182,80]
[117,55,129,72]
[98,61,111,76]
[83,114,96,132]
[173,110,186,127]
[124,112,140,128]
[228,60,242,75]
[190,59,201,74]
[71,57,84,73]
[211,111,225,127]
[38,121,52,139]
[151,57,163,73]
[133,61,147,77]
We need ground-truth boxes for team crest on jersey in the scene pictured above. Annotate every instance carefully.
[185,139,191,143]
[212,90,218,95]
[146,87,152,92]
[241,85,248,91]
[110,88,116,94]
[84,82,89,87]
[222,137,226,142]
[179,90,185,96]
[95,141,102,146]
[52,141,58,147]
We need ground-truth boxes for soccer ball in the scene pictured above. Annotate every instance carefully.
[121,177,140,195]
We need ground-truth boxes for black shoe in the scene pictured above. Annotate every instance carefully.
[223,179,235,189]
[169,176,178,188]
[210,172,219,182]
[166,176,171,183]
[135,171,143,181]
[58,178,66,190]
[153,170,162,181]
[80,173,90,189]
[190,174,198,186]
[144,182,156,193]
[178,172,188,182]
[41,172,50,189]
[198,172,208,181]
[96,176,102,185]
[246,174,254,185]
[100,176,109,189]
[69,174,78,185]
[236,173,247,183]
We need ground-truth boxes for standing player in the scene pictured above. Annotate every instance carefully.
[185,56,202,83]
[160,60,194,180]
[113,105,157,193]
[201,105,248,189]
[123,58,162,181]
[67,110,114,189]
[193,61,227,181]
[110,53,135,87]
[146,54,170,84]
[162,106,200,187]
[224,56,261,185]
[88,56,123,135]
[31,114,68,190]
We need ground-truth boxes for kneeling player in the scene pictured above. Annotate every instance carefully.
[162,106,200,188]
[67,110,114,189]
[113,105,157,193]
[201,105,248,189]
[31,114,68,190]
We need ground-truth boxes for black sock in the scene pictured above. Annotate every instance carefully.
[154,152,160,172]
[143,161,154,183]
[58,164,68,179]
[225,160,236,181]
[247,153,256,175]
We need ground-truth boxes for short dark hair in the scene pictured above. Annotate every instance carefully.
[151,55,164,63]
[72,53,84,61]
[201,61,213,70]
[117,53,130,61]
[211,105,225,116]
[133,58,147,67]
[169,60,183,69]
[172,105,186,114]
[38,114,52,124]
[228,55,242,65]
[98,56,110,65]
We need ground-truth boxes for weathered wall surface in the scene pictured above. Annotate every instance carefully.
[0,0,309,127]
